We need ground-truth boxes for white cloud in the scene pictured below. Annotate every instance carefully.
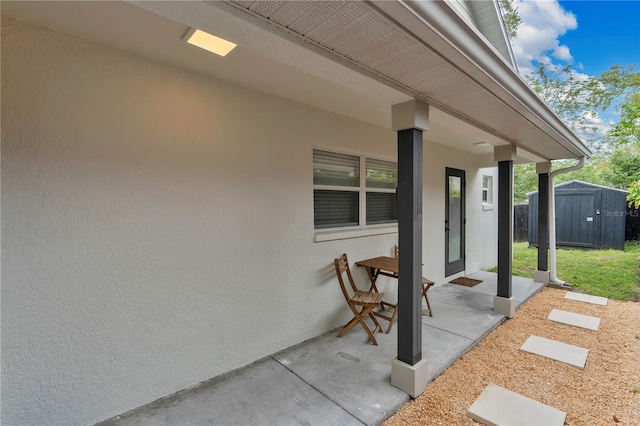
[573,110,613,142]
[512,0,578,76]
[553,45,572,61]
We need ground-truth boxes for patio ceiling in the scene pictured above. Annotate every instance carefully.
[2,1,590,162]
[210,0,591,161]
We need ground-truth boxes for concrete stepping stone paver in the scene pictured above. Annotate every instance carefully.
[467,383,566,426]
[547,309,601,331]
[564,292,608,306]
[520,335,589,369]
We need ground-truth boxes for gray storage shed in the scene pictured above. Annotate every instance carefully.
[528,180,628,250]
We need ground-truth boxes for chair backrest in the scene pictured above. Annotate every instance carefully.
[334,254,359,301]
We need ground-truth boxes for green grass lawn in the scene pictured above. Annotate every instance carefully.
[489,241,640,300]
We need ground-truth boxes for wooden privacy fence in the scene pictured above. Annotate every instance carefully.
[514,204,528,242]
[627,205,640,241]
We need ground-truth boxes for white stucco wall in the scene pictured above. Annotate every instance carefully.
[420,144,498,280]
[1,18,497,425]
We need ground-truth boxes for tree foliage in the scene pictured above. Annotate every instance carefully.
[513,156,614,204]
[514,64,640,205]
[609,92,640,145]
[628,181,640,209]
[498,0,521,40]
[527,65,613,148]
[503,4,640,208]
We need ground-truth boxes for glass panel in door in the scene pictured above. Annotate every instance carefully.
[445,168,465,276]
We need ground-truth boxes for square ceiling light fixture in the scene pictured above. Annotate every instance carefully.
[183,28,237,57]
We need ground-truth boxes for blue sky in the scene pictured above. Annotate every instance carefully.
[511,0,640,136]
[557,1,640,75]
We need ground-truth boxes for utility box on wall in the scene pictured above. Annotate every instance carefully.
[528,180,628,250]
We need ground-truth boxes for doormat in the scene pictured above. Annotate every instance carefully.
[449,277,483,287]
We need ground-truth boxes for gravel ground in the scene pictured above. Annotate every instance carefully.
[384,288,640,425]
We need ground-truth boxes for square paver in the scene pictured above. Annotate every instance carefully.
[547,309,600,331]
[564,292,608,306]
[467,383,566,426]
[520,335,589,370]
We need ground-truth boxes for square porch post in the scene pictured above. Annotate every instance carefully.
[534,162,551,284]
[390,100,429,398]
[494,145,516,318]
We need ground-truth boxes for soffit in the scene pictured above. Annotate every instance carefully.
[219,0,585,160]
[2,1,580,160]
[2,0,514,156]
[467,0,516,68]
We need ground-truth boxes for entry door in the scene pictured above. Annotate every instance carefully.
[445,168,465,276]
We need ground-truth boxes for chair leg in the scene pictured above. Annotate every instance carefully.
[373,303,398,334]
[422,283,433,317]
[338,305,382,345]
[367,310,383,335]
[337,316,360,337]
[359,305,381,345]
[386,304,398,333]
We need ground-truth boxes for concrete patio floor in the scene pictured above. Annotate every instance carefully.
[99,272,543,426]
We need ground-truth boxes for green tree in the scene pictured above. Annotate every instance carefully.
[607,145,640,189]
[627,181,640,208]
[553,156,612,186]
[513,156,614,204]
[498,0,521,40]
[526,64,609,148]
[513,164,537,204]
[609,92,640,145]
[605,76,640,207]
[515,64,640,204]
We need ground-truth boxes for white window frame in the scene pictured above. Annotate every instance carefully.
[313,147,398,242]
[482,175,494,211]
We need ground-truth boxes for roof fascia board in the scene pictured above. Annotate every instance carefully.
[372,0,591,159]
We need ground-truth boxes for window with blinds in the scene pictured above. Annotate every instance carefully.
[313,149,397,229]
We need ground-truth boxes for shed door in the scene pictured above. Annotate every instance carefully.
[555,190,597,248]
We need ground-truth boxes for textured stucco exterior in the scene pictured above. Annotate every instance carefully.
[1,18,497,425]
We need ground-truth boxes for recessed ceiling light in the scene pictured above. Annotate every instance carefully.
[474,142,492,147]
[183,28,237,57]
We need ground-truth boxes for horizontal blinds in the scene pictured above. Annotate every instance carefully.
[366,158,397,189]
[313,149,359,187]
[366,192,397,225]
[314,190,359,229]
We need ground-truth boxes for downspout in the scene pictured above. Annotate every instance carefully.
[548,156,586,284]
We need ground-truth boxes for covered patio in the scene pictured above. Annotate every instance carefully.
[100,272,543,425]
[2,1,593,424]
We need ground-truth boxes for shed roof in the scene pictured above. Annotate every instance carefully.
[527,180,630,196]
